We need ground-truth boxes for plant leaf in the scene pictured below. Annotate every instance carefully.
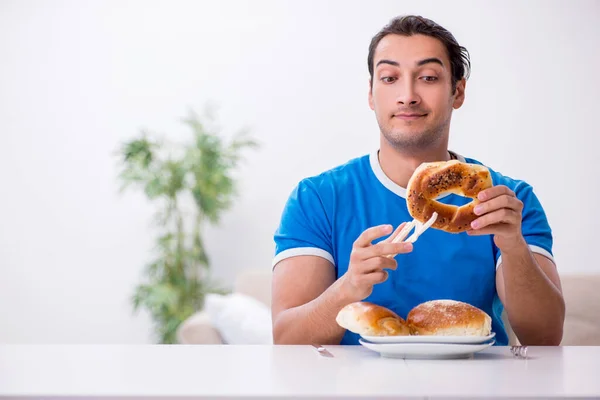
[118,107,259,343]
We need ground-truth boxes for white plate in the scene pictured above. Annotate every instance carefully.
[360,332,495,345]
[359,338,495,359]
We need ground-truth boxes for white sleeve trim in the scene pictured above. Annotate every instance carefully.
[272,247,335,269]
[496,244,555,269]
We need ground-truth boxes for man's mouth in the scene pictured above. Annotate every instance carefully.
[393,113,427,121]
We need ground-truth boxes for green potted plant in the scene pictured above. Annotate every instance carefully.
[116,109,258,343]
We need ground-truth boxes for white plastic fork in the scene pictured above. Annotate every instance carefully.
[385,212,438,258]
[402,211,439,244]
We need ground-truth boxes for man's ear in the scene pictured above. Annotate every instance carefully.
[453,78,466,109]
[368,79,375,110]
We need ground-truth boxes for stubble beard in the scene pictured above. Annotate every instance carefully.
[379,115,450,153]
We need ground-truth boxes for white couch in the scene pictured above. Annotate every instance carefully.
[176,269,600,346]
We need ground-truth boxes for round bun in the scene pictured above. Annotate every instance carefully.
[336,302,410,336]
[406,160,492,233]
[407,299,492,336]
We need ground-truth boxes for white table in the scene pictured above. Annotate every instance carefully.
[0,344,599,399]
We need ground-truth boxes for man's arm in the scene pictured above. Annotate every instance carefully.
[271,223,413,345]
[496,250,565,346]
[468,185,565,346]
[271,256,350,345]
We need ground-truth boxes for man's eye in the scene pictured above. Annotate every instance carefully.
[380,76,397,83]
[421,76,438,82]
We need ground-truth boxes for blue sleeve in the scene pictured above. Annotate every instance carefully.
[272,179,334,268]
[495,182,554,266]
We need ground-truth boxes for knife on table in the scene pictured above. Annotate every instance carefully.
[311,344,334,357]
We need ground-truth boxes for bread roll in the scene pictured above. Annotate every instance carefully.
[336,302,410,336]
[407,299,492,336]
[406,160,492,233]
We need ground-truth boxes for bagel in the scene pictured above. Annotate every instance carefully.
[406,159,492,233]
[336,302,411,336]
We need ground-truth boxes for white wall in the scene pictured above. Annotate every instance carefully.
[1,0,598,344]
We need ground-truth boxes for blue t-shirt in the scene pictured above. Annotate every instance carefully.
[272,151,554,346]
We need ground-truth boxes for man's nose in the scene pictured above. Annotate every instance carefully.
[396,80,421,105]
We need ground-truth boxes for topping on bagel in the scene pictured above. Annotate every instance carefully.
[406,160,492,233]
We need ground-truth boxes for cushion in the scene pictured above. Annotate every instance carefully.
[203,292,273,344]
[561,274,600,345]
[233,269,273,307]
[176,311,224,344]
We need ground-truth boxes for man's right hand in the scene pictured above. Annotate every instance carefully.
[340,223,413,302]
[271,222,414,345]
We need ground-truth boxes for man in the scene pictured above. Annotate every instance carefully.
[270,15,565,346]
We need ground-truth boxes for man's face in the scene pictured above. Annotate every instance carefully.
[368,34,465,152]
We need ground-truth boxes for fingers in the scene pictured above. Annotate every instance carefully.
[372,241,414,258]
[348,223,413,292]
[381,222,408,243]
[350,250,399,274]
[467,223,513,236]
[474,195,523,216]
[353,224,393,248]
[360,255,398,272]
[472,187,523,231]
[477,185,516,202]
[363,270,389,285]
[350,269,391,286]
[470,208,521,230]
[344,257,394,293]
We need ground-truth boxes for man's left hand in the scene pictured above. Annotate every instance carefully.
[467,185,526,252]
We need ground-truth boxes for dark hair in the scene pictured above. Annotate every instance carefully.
[368,15,471,92]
